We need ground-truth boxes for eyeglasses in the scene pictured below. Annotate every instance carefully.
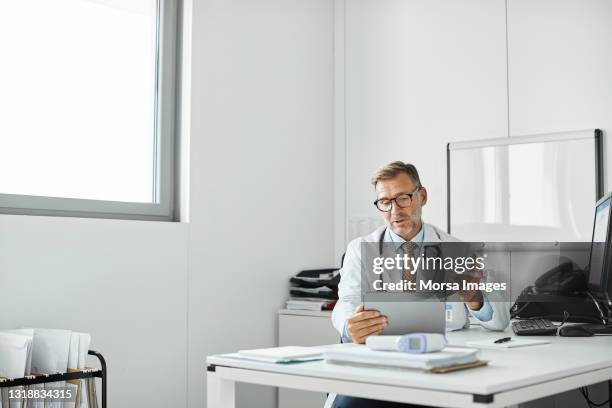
[373,186,421,212]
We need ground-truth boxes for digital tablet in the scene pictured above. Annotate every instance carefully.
[363,293,446,335]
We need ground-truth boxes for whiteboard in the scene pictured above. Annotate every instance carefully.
[448,130,603,242]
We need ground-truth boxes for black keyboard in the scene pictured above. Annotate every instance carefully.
[512,319,557,335]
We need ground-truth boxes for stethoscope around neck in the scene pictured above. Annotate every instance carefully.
[375,227,447,298]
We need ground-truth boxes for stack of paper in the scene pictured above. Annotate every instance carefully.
[324,346,480,370]
[0,329,94,408]
[288,269,339,302]
[286,299,336,311]
[30,329,95,408]
[238,346,324,363]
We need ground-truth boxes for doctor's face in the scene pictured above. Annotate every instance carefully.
[375,173,427,241]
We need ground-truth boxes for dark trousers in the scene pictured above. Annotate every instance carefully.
[332,395,428,408]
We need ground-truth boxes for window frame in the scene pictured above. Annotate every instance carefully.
[0,0,180,222]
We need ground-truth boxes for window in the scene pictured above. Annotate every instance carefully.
[0,0,179,221]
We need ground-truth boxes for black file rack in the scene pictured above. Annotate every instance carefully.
[0,350,107,408]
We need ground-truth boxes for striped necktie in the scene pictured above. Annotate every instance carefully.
[401,241,418,291]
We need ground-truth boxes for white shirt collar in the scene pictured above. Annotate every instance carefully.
[386,224,424,250]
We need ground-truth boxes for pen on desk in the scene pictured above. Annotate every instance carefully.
[494,337,511,344]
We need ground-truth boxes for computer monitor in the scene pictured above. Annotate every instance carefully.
[587,192,612,291]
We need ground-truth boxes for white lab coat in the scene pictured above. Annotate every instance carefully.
[332,223,511,337]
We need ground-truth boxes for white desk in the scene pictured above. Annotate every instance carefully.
[206,326,612,408]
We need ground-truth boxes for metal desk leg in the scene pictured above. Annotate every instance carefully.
[207,366,235,408]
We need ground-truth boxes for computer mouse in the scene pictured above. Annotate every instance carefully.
[558,325,594,337]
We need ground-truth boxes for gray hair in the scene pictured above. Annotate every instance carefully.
[371,161,422,188]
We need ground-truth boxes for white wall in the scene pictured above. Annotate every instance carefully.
[507,0,612,188]
[339,0,612,244]
[187,1,334,406]
[0,1,334,408]
[340,0,509,242]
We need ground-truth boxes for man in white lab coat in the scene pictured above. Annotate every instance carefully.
[330,161,510,408]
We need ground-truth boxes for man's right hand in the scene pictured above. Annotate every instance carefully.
[347,305,388,344]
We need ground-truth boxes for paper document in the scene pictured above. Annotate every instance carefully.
[30,328,72,374]
[28,328,72,408]
[238,346,324,363]
[286,299,329,311]
[1,329,34,375]
[0,333,30,378]
[466,338,550,349]
[324,346,480,370]
[0,333,32,408]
